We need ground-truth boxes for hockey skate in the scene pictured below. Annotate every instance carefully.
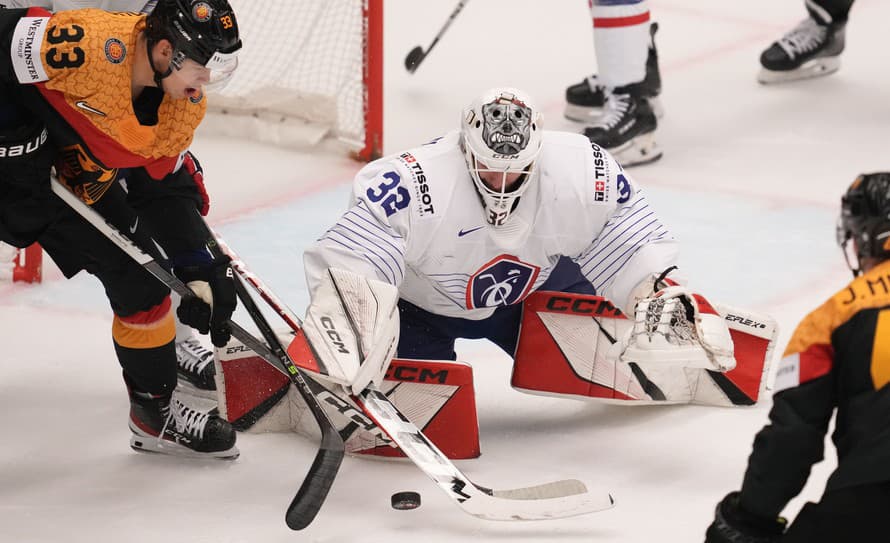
[565,22,662,122]
[128,388,238,460]
[758,15,845,84]
[175,337,217,400]
[583,84,661,167]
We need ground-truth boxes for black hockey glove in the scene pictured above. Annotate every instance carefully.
[175,255,236,347]
[0,120,53,189]
[705,492,787,543]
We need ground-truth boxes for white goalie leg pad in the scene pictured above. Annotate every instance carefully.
[622,286,736,372]
[301,268,400,395]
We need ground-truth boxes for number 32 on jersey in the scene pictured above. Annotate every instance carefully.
[366,171,410,217]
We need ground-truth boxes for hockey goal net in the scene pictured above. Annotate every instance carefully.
[201,0,384,160]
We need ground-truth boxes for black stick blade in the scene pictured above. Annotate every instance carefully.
[404,46,425,73]
[284,444,344,530]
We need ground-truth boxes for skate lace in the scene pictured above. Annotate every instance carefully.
[165,397,210,439]
[177,338,213,373]
[778,18,828,59]
[593,92,631,130]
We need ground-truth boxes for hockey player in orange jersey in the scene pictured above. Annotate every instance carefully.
[706,173,890,541]
[0,0,242,458]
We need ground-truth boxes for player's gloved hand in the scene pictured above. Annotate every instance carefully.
[175,255,236,347]
[705,491,786,543]
[0,120,53,188]
[180,150,210,216]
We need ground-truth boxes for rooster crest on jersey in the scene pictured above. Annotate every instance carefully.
[461,88,543,227]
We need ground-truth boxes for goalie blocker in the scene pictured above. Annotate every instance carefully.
[512,291,777,406]
[215,332,480,459]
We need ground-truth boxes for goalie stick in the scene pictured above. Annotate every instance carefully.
[50,178,343,531]
[209,234,617,521]
[404,0,469,73]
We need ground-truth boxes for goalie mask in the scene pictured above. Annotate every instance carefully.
[146,0,242,91]
[460,88,543,226]
[836,172,890,275]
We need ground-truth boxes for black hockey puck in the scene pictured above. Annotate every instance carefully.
[391,491,421,510]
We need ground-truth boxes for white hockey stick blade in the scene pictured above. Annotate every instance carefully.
[357,387,615,521]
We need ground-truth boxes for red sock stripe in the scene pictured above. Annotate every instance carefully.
[117,297,172,325]
[113,297,175,349]
[593,11,650,28]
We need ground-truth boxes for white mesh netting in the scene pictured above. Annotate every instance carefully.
[204,0,368,149]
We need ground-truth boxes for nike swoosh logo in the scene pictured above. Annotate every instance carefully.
[129,217,139,234]
[458,226,484,237]
[75,100,107,117]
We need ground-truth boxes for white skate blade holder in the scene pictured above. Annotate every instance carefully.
[610,131,663,168]
[757,56,840,84]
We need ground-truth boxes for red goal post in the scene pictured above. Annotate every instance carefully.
[1,243,42,284]
[202,0,384,161]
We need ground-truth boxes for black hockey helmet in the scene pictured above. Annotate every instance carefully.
[836,172,890,275]
[145,0,242,88]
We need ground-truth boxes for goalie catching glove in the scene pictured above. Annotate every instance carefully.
[302,268,400,395]
[623,284,736,372]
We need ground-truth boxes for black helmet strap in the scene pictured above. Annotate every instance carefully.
[146,37,173,88]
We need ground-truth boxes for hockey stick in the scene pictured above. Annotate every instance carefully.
[208,235,616,520]
[49,178,343,531]
[404,0,469,73]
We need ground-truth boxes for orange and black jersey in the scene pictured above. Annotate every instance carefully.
[738,260,890,519]
[0,7,205,187]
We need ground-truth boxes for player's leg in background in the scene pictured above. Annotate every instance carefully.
[758,0,854,84]
[579,0,662,167]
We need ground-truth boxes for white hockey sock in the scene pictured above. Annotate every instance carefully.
[591,0,650,88]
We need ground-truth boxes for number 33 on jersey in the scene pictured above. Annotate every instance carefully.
[8,8,204,169]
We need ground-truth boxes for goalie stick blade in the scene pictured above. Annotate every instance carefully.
[357,387,615,521]
[285,438,344,530]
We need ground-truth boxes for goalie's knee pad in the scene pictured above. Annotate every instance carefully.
[214,332,480,459]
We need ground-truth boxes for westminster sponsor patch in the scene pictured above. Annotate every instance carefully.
[11,17,50,83]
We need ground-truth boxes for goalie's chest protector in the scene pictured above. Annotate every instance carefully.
[396,132,615,319]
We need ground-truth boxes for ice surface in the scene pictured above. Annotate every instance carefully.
[2,1,885,541]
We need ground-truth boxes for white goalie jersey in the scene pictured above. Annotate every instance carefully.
[304,130,679,318]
